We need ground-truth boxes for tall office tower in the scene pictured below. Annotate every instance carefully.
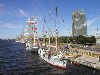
[72,10,87,36]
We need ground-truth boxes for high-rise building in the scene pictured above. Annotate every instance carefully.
[72,10,87,36]
[96,27,100,46]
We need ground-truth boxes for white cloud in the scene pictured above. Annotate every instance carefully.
[17,9,28,17]
[0,23,23,29]
[87,16,100,26]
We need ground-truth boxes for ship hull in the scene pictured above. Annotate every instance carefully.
[21,41,25,44]
[16,41,21,42]
[47,60,66,69]
[26,47,38,52]
[26,42,38,52]
[38,48,67,70]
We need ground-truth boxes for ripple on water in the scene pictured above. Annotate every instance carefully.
[1,40,99,75]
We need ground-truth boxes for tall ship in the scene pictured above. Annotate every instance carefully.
[38,7,68,69]
[25,17,39,52]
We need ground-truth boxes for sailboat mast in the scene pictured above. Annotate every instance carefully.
[55,7,58,51]
[48,28,51,49]
[55,29,58,50]
[26,17,38,47]
[48,11,52,49]
[43,17,46,47]
[33,17,38,47]
[33,24,36,46]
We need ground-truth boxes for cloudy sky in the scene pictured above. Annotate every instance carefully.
[0,0,100,39]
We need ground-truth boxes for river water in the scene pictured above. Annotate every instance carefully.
[0,40,100,75]
[0,40,67,75]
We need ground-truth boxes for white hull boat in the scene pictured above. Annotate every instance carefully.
[26,42,38,52]
[16,40,20,42]
[24,17,39,52]
[38,48,67,69]
[38,7,68,69]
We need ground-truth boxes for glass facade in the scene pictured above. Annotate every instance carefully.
[72,10,87,36]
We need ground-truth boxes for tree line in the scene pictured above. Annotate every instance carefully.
[39,35,96,46]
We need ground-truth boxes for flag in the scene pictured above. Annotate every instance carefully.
[56,7,58,18]
[34,22,37,25]
[34,27,38,30]
[62,17,64,22]
[30,17,34,21]
[49,13,51,20]
[44,18,46,23]
[61,17,64,22]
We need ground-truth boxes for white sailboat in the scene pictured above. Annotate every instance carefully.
[25,17,39,51]
[38,7,68,69]
[38,47,67,69]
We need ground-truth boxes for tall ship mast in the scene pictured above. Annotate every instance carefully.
[25,17,39,51]
[38,7,68,69]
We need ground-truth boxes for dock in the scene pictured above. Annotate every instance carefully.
[63,48,100,70]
